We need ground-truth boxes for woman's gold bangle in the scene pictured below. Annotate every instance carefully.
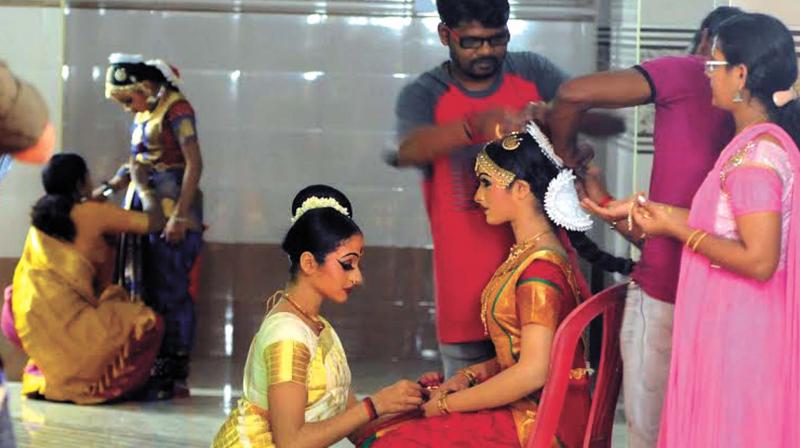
[437,393,451,415]
[685,229,703,248]
[691,232,709,252]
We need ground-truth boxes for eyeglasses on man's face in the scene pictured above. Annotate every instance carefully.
[448,28,510,50]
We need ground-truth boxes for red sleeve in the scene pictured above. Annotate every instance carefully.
[166,100,198,145]
[517,260,569,292]
[166,100,195,121]
[515,260,570,329]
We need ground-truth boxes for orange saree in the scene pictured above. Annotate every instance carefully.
[366,246,591,447]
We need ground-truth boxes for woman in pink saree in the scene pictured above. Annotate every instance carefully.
[624,13,800,447]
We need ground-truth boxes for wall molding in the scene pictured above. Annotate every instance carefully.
[1,0,598,21]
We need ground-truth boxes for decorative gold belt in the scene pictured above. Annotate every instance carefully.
[569,367,595,380]
[151,162,185,172]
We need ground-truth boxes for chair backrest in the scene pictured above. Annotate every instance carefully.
[526,282,628,448]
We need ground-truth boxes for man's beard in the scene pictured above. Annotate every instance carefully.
[450,50,503,81]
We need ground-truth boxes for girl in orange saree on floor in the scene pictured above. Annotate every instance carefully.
[364,124,633,447]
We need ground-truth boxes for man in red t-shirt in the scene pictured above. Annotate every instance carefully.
[392,0,622,377]
[547,7,742,447]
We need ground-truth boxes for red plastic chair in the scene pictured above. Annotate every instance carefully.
[527,282,628,448]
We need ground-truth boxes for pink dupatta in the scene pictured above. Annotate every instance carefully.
[727,124,799,446]
[660,122,799,446]
[751,124,800,447]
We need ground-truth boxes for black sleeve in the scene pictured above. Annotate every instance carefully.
[394,80,436,138]
[631,65,656,104]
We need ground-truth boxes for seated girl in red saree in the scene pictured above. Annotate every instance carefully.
[364,125,633,447]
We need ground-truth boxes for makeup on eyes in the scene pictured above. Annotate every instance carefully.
[338,260,354,271]
[338,252,361,271]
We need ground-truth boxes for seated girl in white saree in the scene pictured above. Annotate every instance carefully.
[212,185,423,448]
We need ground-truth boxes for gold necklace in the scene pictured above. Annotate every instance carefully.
[283,291,324,333]
[508,229,553,261]
[481,229,553,335]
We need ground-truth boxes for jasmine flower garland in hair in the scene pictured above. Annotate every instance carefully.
[291,196,350,223]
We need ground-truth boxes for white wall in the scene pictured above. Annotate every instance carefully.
[60,6,597,247]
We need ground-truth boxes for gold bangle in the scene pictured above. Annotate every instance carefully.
[685,229,703,248]
[437,393,451,415]
[691,232,709,252]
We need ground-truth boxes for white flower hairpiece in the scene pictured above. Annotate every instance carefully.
[144,58,181,86]
[773,78,799,108]
[291,196,350,223]
[108,53,143,64]
[526,121,593,232]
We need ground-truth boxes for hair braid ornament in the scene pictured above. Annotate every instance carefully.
[773,77,800,108]
[525,121,593,232]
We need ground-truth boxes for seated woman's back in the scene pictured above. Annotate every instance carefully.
[70,201,150,288]
[29,154,162,288]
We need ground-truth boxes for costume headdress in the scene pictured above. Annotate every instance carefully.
[474,122,593,232]
[291,196,351,223]
[105,53,181,98]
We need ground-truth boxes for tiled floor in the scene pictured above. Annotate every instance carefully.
[7,357,628,447]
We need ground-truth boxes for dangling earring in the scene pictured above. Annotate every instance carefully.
[733,89,744,103]
[146,85,166,106]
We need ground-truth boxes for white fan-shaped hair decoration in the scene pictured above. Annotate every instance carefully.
[526,121,564,168]
[543,170,593,232]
